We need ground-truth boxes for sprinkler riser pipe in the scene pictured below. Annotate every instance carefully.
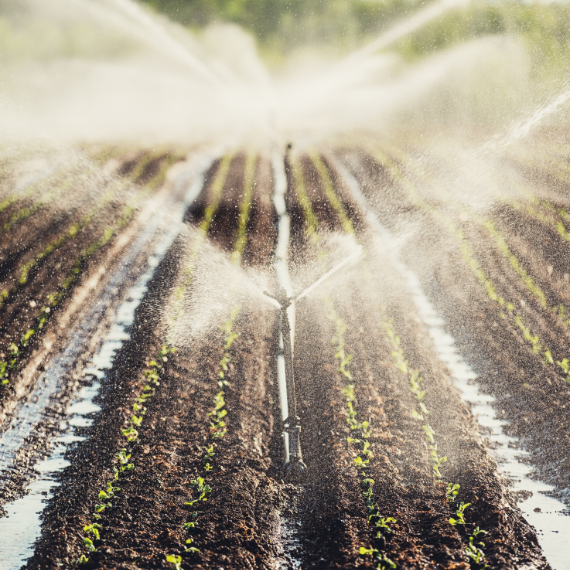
[280,304,298,421]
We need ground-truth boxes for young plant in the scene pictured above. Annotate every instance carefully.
[166,554,183,570]
[465,528,488,568]
[446,483,460,502]
[326,300,396,565]
[83,523,102,541]
[449,501,471,526]
[359,546,397,570]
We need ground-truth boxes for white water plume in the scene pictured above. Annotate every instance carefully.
[0,0,521,149]
[485,80,570,150]
[95,0,224,86]
[289,232,363,301]
[345,0,470,65]
[164,226,275,349]
[294,246,362,303]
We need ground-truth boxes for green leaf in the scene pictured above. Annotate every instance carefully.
[83,537,98,552]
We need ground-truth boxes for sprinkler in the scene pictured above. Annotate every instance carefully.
[263,288,307,481]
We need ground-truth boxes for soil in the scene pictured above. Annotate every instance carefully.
[0,144,564,570]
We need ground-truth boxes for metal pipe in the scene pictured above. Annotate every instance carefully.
[263,288,306,480]
[269,147,307,481]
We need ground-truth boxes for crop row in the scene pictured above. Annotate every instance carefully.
[74,344,176,564]
[0,146,119,220]
[384,142,570,317]
[301,151,489,568]
[391,138,570,314]
[168,307,240,569]
[291,154,396,566]
[379,312,488,568]
[505,142,570,191]
[366,145,570,386]
[166,152,235,337]
[0,153,180,387]
[325,299,397,570]
[0,148,114,233]
[0,152,160,310]
[72,152,238,563]
[168,154,256,567]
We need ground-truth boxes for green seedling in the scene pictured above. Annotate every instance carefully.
[430,446,447,480]
[145,368,160,384]
[211,428,227,439]
[422,424,436,444]
[136,392,152,404]
[166,554,183,570]
[183,521,199,530]
[465,535,487,566]
[189,477,212,497]
[122,426,138,441]
[8,343,19,360]
[361,420,372,438]
[449,501,471,525]
[359,546,396,570]
[203,444,215,462]
[353,456,369,468]
[130,415,143,427]
[94,502,112,513]
[472,526,487,537]
[185,537,200,554]
[84,523,102,540]
[83,537,98,552]
[373,517,397,540]
[115,449,134,473]
[218,353,231,379]
[446,483,460,502]
[20,328,35,347]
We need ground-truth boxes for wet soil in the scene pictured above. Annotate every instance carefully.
[0,146,562,569]
[0,151,180,412]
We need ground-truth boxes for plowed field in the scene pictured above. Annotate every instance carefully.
[1,140,567,569]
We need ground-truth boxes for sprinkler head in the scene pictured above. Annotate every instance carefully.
[263,288,293,309]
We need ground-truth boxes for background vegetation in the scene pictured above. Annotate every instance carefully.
[142,0,570,79]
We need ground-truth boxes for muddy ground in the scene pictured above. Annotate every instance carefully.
[0,144,564,569]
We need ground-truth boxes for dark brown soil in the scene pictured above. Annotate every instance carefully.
[0,145,562,570]
[0,151,180,411]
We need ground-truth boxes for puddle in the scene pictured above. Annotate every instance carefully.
[0,154,215,568]
[336,158,570,570]
[274,488,306,570]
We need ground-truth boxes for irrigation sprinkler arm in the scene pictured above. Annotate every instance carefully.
[263,289,307,481]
